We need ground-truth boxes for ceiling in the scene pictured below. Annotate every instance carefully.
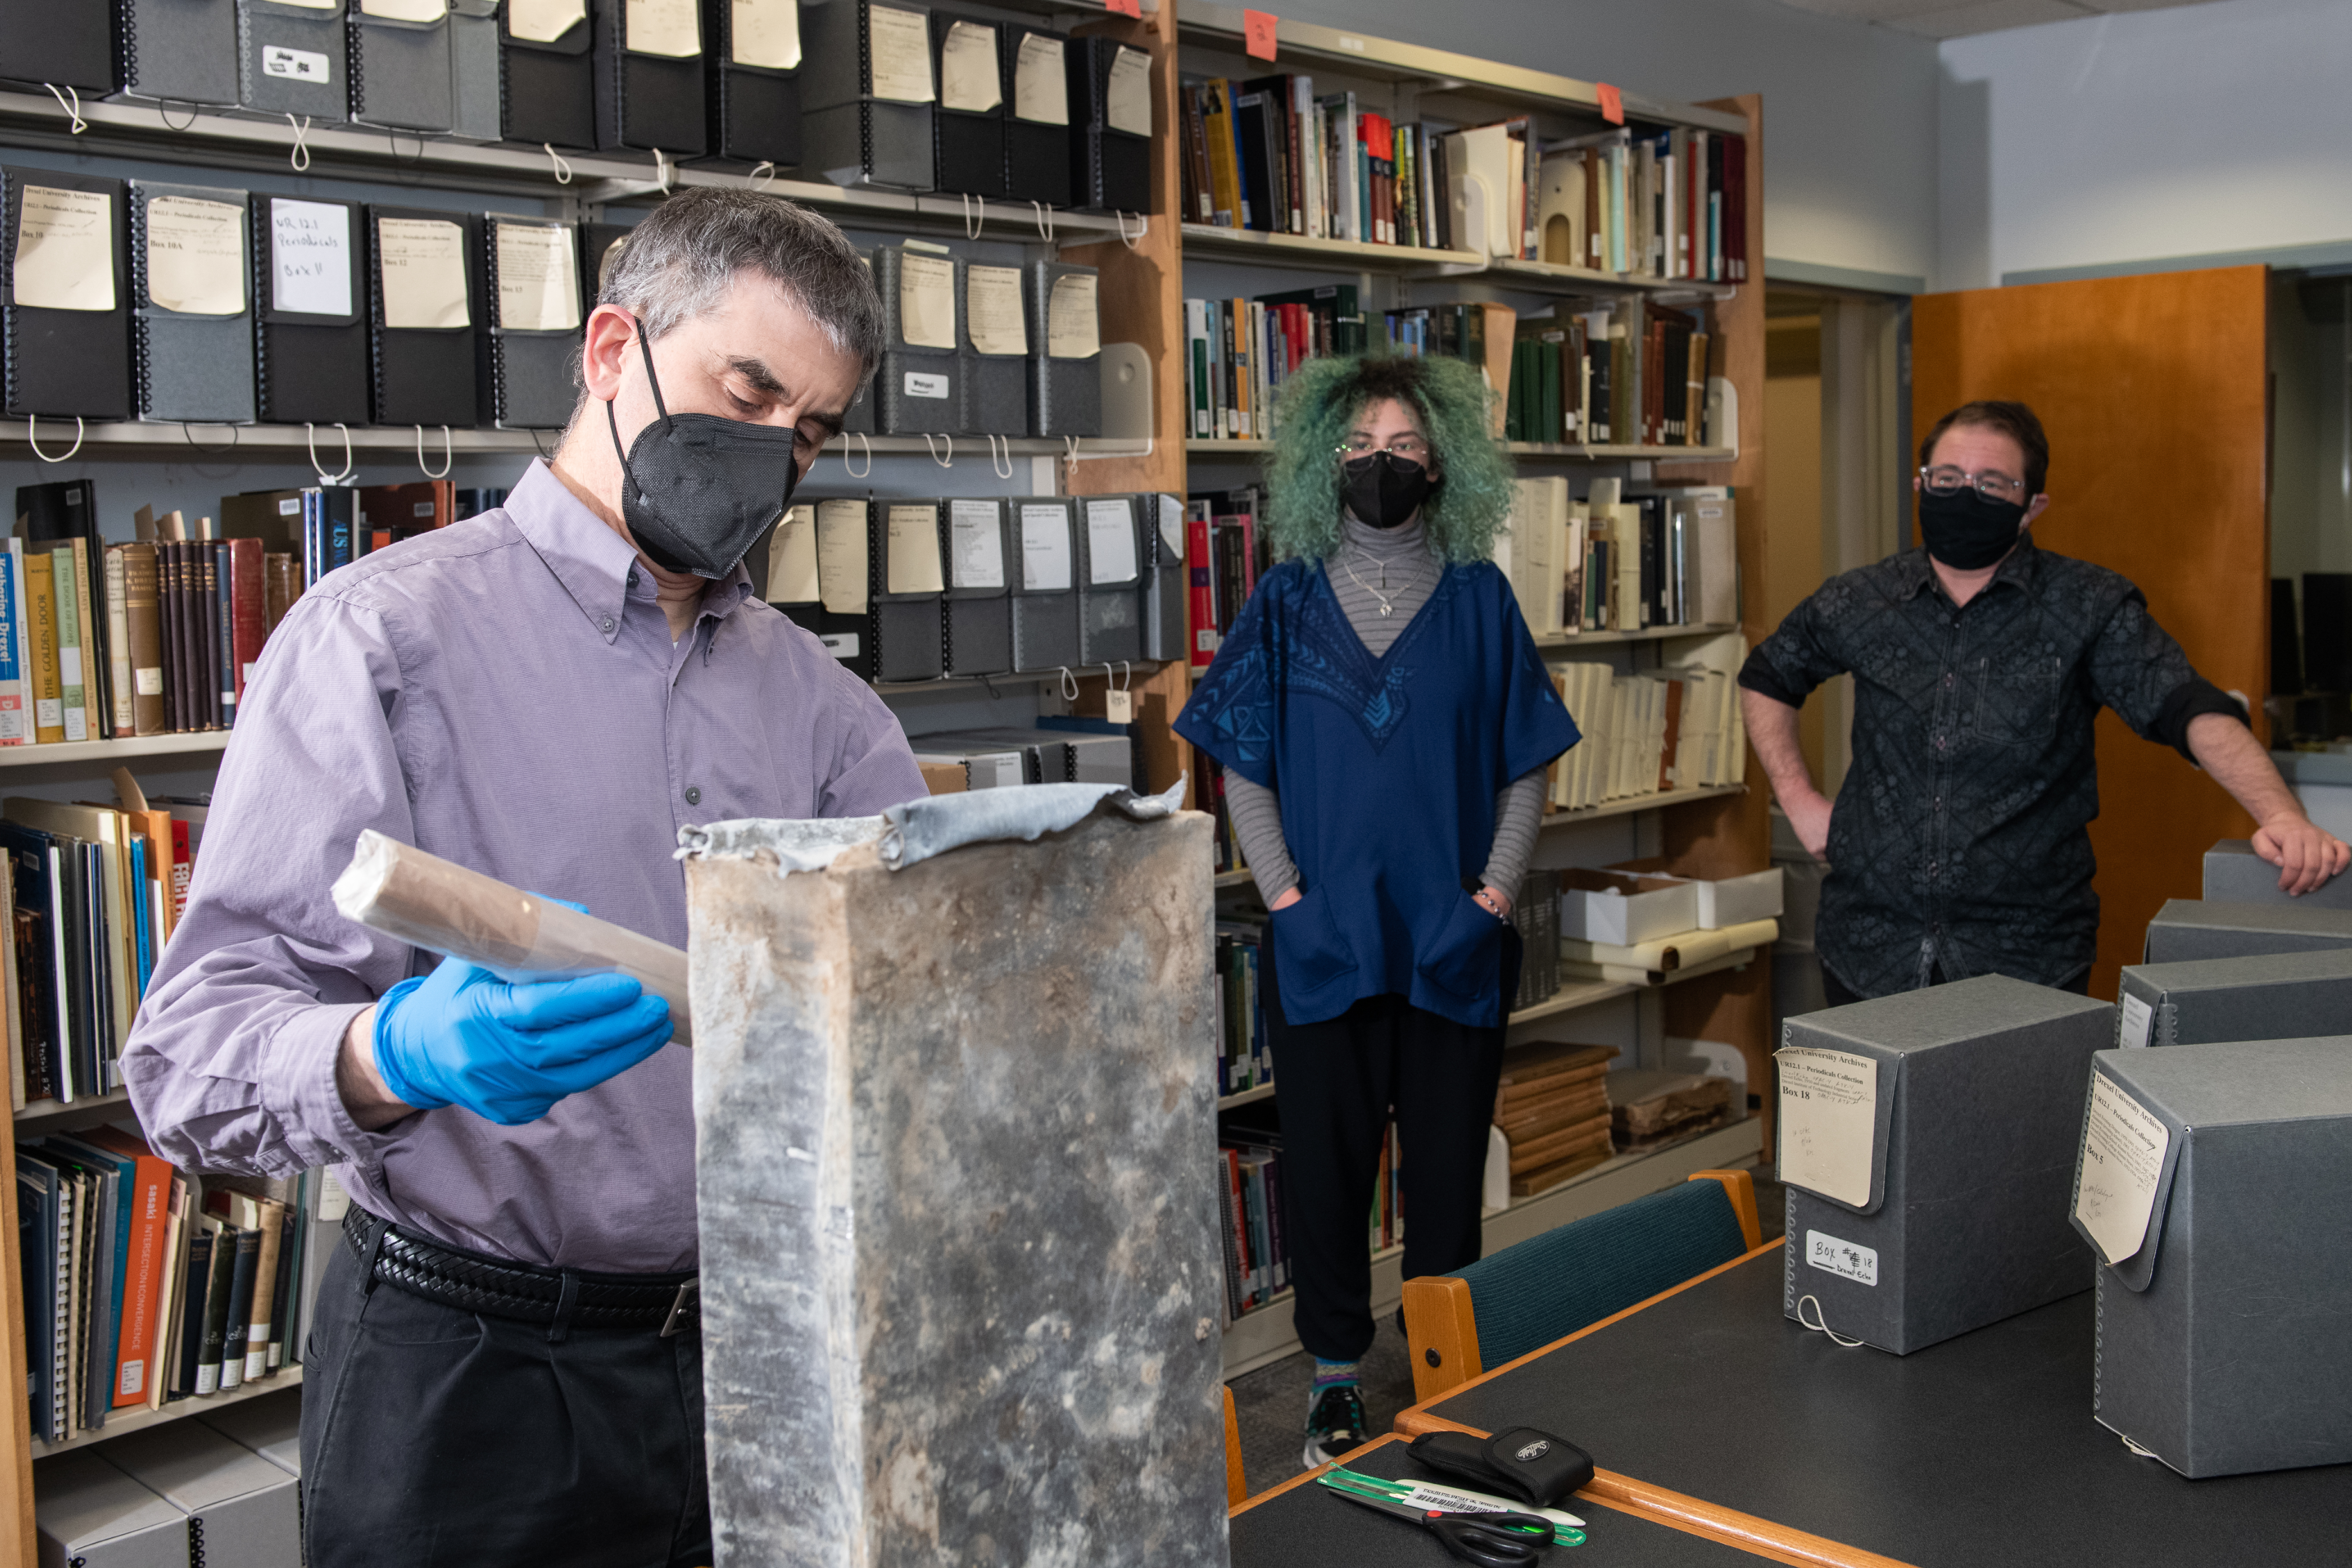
[1773,0,2230,41]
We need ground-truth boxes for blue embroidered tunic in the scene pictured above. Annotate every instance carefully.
[1177,557,1579,1028]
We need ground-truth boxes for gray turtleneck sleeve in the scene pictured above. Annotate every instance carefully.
[1223,514,1550,907]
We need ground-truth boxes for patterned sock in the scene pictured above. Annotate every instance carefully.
[1311,1358,1361,1401]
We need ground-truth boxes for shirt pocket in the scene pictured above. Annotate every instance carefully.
[1971,651,2064,751]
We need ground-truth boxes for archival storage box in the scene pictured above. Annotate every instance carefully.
[2141,898,2352,964]
[2113,947,2352,1049]
[1778,973,2111,1355]
[2075,1037,2352,1478]
[2202,838,2352,910]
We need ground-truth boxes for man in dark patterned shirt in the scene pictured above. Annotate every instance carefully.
[1739,400,2346,1003]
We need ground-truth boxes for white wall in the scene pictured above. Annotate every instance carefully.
[1937,0,2352,289]
[1261,0,1943,289]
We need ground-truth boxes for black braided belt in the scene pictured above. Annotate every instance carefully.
[345,1207,698,1335]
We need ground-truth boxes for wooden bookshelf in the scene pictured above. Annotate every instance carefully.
[29,1369,303,1461]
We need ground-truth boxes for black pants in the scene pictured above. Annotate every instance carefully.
[300,1219,711,1568]
[1262,945,1507,1364]
[1817,962,2091,1009]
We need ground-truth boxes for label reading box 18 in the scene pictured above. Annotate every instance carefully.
[1805,1229,1878,1286]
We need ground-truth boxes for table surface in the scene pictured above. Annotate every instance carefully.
[1229,1435,1795,1567]
[1405,1247,2352,1568]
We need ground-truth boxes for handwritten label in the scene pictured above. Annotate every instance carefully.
[1805,1229,1878,1286]
[1105,688,1132,723]
[816,498,869,615]
[145,196,245,316]
[896,250,956,349]
[1242,8,1276,61]
[1047,271,1098,359]
[360,0,447,20]
[495,223,580,332]
[262,44,332,81]
[730,0,798,69]
[270,198,351,317]
[1596,82,1624,125]
[886,505,944,595]
[1085,499,1137,584]
[506,0,585,43]
[1013,33,1067,124]
[766,504,819,603]
[1776,1046,1878,1208]
[949,500,1004,589]
[938,19,1001,113]
[2076,1073,2169,1266]
[625,0,699,56]
[867,4,934,103]
[13,186,114,312]
[1020,504,1072,592]
[376,217,469,330]
[2118,991,2154,1049]
[965,263,1026,355]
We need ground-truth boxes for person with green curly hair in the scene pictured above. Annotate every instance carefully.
[1176,353,1579,1470]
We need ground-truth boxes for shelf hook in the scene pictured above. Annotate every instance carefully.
[987,433,1014,479]
[157,100,199,133]
[1030,201,1055,243]
[306,421,355,485]
[544,143,575,185]
[924,432,954,469]
[44,83,87,135]
[651,147,676,195]
[962,192,985,241]
[1115,211,1146,250]
[416,424,453,480]
[27,415,85,464]
[747,160,777,192]
[285,113,312,172]
[180,421,238,455]
[1057,666,1080,702]
[841,430,872,479]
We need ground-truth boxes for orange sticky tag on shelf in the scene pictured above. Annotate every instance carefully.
[1243,8,1277,60]
[1104,0,1141,16]
[1596,82,1624,125]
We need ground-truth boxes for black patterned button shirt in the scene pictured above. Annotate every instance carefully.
[1739,535,2242,998]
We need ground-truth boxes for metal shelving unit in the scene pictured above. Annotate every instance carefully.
[0,421,1150,463]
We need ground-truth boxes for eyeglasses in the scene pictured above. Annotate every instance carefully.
[1336,435,1431,463]
[1919,465,2028,500]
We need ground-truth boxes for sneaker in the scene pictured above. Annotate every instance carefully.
[1302,1383,1370,1469]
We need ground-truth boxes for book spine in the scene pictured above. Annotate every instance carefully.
[109,1153,171,1408]
[50,547,87,744]
[230,538,266,712]
[244,1199,282,1381]
[0,545,23,745]
[267,1200,298,1370]
[104,547,135,736]
[217,1225,260,1390]
[122,546,165,736]
[68,539,106,740]
[211,541,233,729]
[25,553,63,745]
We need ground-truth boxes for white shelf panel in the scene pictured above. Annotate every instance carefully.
[31,1367,304,1460]
[0,733,232,770]
[1216,1083,1277,1112]
[1183,440,1732,462]
[14,1088,133,1130]
[1538,782,1745,830]
[1179,223,1727,299]
[0,421,1147,464]
[1533,622,1740,650]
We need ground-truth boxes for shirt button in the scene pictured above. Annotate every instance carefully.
[685,786,702,806]
[601,615,616,634]
[627,570,639,589]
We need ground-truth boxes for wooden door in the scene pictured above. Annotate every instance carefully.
[1912,266,2270,1000]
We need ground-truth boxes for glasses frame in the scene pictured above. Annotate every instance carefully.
[1918,464,2028,501]
[1335,437,1432,464]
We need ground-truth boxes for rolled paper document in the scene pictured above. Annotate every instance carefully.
[331,829,693,1046]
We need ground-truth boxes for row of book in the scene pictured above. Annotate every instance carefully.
[1214,920,1270,1099]
[1494,482,1739,641]
[1182,288,1370,442]
[1493,1043,1619,1200]
[1183,486,1269,672]
[1545,650,1749,812]
[1213,1114,1407,1325]
[8,481,504,746]
[1176,77,1750,281]
[1506,302,1714,449]
[1508,872,1565,1015]
[14,1122,334,1445]
[2,787,206,1110]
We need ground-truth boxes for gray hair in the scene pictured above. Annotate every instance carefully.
[595,188,885,371]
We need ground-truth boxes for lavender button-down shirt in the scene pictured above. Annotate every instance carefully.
[123,462,924,1272]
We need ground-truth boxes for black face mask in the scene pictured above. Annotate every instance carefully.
[605,320,805,579]
[1917,485,2028,571]
[1341,451,1437,530]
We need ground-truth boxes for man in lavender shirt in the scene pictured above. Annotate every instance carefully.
[123,191,924,1567]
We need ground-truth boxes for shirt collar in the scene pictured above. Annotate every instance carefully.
[505,460,758,644]
[1891,531,2041,605]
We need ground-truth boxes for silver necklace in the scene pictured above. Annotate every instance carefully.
[1342,548,1431,616]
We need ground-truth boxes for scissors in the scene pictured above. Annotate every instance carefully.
[1328,1484,1557,1565]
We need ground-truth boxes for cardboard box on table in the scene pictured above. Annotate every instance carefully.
[2141,898,2352,964]
[2113,947,2352,1049]
[2202,838,2352,910]
[1777,974,2112,1355]
[2074,1037,2352,1477]
[683,787,1223,1564]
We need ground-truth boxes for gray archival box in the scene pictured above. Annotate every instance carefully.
[2078,1038,2352,1478]
[2141,897,2352,964]
[2201,837,2352,910]
[2113,946,2352,1048]
[34,1450,187,1568]
[99,1420,302,1567]
[1780,974,2112,1355]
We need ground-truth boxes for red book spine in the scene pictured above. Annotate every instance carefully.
[227,538,265,707]
[81,1133,173,1408]
[170,819,194,922]
[1224,1148,1254,1305]
[1186,512,1218,669]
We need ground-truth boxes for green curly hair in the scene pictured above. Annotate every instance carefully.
[1261,353,1515,564]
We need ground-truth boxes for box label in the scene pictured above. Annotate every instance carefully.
[903,371,950,399]
[262,44,332,82]
[1805,1229,1877,1286]
[2076,1072,2169,1266]
[2118,991,2154,1049]
[1776,1046,1877,1207]
[819,632,861,660]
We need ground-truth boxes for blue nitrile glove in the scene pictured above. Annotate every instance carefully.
[371,958,674,1126]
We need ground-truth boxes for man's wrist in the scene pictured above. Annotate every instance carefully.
[337,1005,419,1131]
